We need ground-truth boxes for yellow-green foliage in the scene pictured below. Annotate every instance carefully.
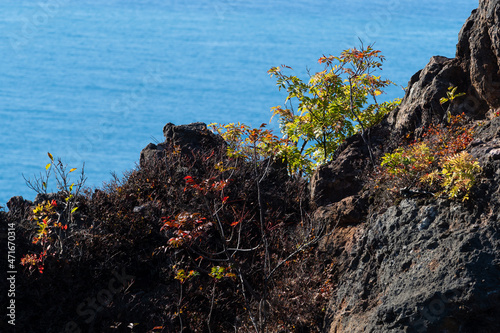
[209,266,237,280]
[268,45,399,174]
[439,86,466,105]
[212,45,401,178]
[174,267,200,284]
[380,114,481,201]
[440,151,482,201]
[21,152,84,274]
[381,142,434,177]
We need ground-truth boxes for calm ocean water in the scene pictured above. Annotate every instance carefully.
[0,0,478,205]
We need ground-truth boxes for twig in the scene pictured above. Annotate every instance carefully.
[266,218,340,282]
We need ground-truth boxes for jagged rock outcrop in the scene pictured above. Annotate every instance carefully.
[139,122,225,167]
[387,0,500,137]
[6,196,31,215]
[457,0,500,109]
[386,55,470,135]
[321,1,500,332]
[309,135,368,208]
[321,121,500,333]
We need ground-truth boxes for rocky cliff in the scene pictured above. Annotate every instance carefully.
[2,1,500,332]
[318,0,500,331]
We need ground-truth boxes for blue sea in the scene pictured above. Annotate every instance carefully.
[0,0,478,206]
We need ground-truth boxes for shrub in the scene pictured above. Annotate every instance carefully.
[20,153,85,274]
[379,113,480,201]
[268,43,401,174]
[439,151,482,201]
[381,142,435,179]
[78,135,331,332]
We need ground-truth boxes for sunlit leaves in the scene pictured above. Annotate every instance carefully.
[440,86,466,105]
[380,113,480,201]
[183,175,230,195]
[21,153,85,275]
[211,122,288,164]
[174,267,199,284]
[440,151,482,201]
[268,43,398,175]
[209,266,236,280]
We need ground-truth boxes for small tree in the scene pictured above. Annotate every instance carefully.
[268,43,400,175]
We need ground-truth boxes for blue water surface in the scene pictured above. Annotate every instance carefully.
[0,0,478,205]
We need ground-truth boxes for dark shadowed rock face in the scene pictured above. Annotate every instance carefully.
[324,196,500,333]
[139,122,225,167]
[457,0,500,109]
[309,136,366,207]
[6,196,32,215]
[321,116,500,333]
[321,1,500,332]
[387,0,500,137]
[162,122,224,153]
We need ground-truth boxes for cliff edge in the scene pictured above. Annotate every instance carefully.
[319,1,500,332]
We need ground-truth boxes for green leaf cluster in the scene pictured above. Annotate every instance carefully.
[440,86,466,105]
[268,44,400,175]
[211,45,401,178]
[381,142,434,178]
[380,114,481,201]
[434,151,481,201]
[21,153,86,274]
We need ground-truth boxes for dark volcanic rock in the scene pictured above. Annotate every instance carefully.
[387,0,500,137]
[162,122,224,154]
[386,56,471,136]
[322,116,500,332]
[320,134,500,333]
[321,1,500,332]
[6,196,32,216]
[324,196,500,333]
[309,121,393,207]
[457,0,500,109]
[310,136,367,207]
[140,122,225,167]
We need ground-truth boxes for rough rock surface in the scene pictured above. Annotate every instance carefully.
[457,0,500,109]
[321,119,500,332]
[387,0,500,137]
[310,135,368,207]
[386,55,470,136]
[309,124,391,207]
[139,122,225,167]
[321,1,500,332]
[323,191,500,332]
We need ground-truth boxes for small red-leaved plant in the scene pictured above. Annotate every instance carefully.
[380,113,480,201]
